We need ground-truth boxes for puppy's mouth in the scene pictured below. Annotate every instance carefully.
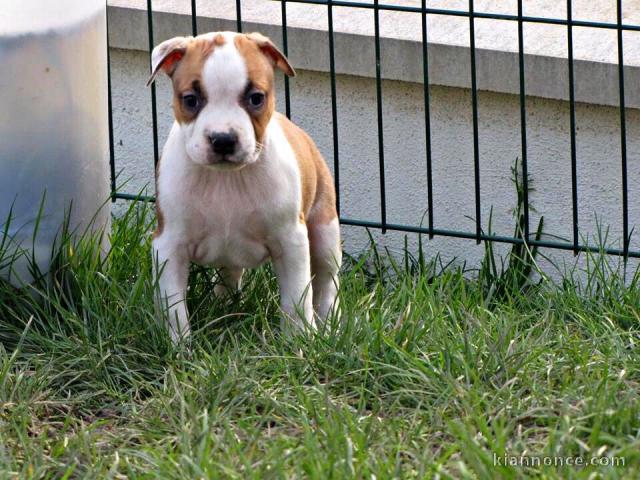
[208,160,246,171]
[209,145,263,169]
[205,153,249,171]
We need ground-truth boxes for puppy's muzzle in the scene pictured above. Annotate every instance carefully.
[209,131,238,156]
[205,130,247,169]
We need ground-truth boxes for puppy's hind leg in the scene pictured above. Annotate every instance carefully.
[214,267,244,298]
[308,217,342,320]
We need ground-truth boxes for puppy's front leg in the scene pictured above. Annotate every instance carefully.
[272,223,314,331]
[152,238,190,344]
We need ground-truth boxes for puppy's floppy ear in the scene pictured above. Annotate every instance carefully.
[246,32,296,77]
[146,36,191,86]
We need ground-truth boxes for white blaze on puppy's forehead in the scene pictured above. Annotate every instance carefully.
[202,34,248,102]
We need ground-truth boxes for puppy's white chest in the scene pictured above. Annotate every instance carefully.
[163,161,295,269]
[191,204,271,269]
[156,119,300,269]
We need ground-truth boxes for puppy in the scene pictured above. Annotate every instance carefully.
[147,32,341,343]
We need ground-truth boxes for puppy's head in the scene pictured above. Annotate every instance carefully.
[148,32,295,170]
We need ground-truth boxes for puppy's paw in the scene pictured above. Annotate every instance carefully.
[169,322,191,346]
[279,310,316,337]
[213,283,232,299]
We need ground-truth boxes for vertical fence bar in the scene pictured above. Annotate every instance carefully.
[236,0,243,33]
[567,0,579,254]
[281,0,291,118]
[617,0,629,258]
[328,0,341,215]
[191,0,198,36]
[517,0,530,240]
[107,18,116,202]
[421,0,434,238]
[373,0,387,233]
[147,0,159,167]
[113,0,640,258]
[468,0,481,242]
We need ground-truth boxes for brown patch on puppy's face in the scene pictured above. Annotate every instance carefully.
[234,33,295,144]
[213,33,226,47]
[170,38,218,125]
[233,35,276,144]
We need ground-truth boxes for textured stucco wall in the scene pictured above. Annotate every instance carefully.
[110,47,640,271]
[107,1,640,109]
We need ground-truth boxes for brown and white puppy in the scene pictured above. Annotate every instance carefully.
[147,31,341,343]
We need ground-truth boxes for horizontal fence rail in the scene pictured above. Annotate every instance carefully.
[107,0,639,259]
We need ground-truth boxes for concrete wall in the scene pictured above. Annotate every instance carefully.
[110,46,640,272]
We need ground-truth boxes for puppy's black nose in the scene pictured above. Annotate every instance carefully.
[209,131,238,156]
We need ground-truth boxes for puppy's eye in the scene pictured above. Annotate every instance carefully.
[182,93,200,110]
[248,92,265,108]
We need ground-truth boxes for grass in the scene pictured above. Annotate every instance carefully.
[0,200,639,479]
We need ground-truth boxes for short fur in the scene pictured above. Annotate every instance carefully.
[149,32,341,343]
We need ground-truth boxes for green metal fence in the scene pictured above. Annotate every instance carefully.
[107,0,640,258]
